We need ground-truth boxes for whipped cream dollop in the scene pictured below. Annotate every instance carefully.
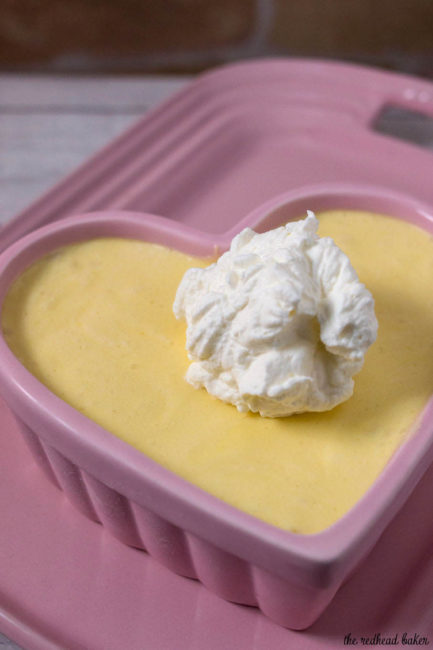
[173,212,378,417]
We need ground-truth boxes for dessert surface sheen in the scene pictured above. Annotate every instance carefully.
[2,210,433,534]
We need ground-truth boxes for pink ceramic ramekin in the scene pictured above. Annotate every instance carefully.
[0,184,432,630]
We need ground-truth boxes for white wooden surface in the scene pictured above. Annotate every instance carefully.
[0,75,190,223]
[0,72,433,650]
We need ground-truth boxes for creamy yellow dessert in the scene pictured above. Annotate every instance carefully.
[2,211,433,534]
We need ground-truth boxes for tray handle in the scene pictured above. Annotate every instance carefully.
[363,77,433,128]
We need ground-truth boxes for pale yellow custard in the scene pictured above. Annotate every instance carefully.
[2,211,433,534]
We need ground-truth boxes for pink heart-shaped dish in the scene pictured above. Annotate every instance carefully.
[0,184,432,630]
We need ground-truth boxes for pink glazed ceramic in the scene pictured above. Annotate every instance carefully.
[0,184,432,630]
[1,60,433,638]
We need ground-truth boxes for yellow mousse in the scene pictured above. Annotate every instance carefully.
[2,211,433,534]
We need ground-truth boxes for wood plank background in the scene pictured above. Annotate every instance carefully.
[0,75,190,223]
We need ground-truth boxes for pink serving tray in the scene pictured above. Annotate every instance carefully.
[1,59,433,647]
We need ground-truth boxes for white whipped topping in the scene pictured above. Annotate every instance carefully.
[173,212,378,417]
